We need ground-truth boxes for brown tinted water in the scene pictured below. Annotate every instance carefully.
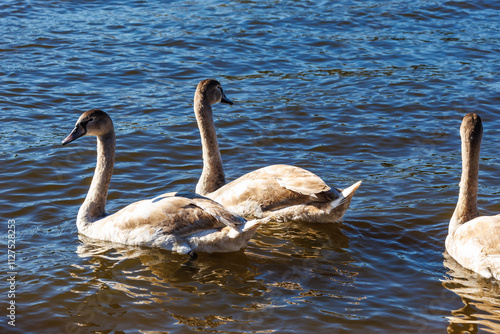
[1,0,500,333]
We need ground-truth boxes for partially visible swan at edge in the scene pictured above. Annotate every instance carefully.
[61,109,266,257]
[193,79,362,223]
[446,112,500,280]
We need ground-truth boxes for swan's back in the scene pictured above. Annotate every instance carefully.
[83,192,244,237]
[207,164,347,220]
[446,215,500,279]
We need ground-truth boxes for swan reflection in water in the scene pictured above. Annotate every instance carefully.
[443,252,500,334]
[74,234,261,288]
[73,219,351,287]
[68,235,266,332]
[67,224,356,333]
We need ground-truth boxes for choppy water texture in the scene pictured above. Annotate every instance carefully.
[1,0,499,333]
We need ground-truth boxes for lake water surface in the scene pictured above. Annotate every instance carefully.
[1,0,500,333]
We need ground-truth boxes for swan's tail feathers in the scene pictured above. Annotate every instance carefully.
[325,180,361,222]
[331,180,362,208]
[242,217,272,233]
[485,255,500,281]
[341,180,362,200]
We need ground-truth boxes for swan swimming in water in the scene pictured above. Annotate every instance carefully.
[61,109,265,257]
[193,79,362,223]
[446,113,500,280]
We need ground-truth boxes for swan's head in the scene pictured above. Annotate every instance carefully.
[460,113,482,145]
[196,79,233,106]
[62,109,114,145]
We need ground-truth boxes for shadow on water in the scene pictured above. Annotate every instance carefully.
[443,252,500,334]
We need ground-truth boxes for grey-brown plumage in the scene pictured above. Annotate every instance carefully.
[62,109,264,255]
[193,79,361,223]
[446,113,500,279]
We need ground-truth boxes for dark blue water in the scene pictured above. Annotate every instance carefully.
[1,0,499,333]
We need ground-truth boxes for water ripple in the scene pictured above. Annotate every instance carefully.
[2,0,499,333]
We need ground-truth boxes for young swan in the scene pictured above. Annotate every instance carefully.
[446,113,500,279]
[194,79,362,223]
[62,109,264,257]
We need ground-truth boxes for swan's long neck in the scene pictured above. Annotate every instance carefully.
[77,132,116,228]
[449,122,481,235]
[194,96,226,195]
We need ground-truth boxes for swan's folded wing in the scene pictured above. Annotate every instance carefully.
[453,216,500,251]
[257,165,331,195]
[473,216,500,255]
[157,191,247,228]
[112,194,243,238]
[451,216,500,278]
[191,197,247,228]
[209,164,342,213]
[223,164,331,196]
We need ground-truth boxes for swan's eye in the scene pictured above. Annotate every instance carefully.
[80,118,93,130]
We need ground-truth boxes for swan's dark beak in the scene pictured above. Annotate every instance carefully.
[220,91,233,105]
[62,124,86,145]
